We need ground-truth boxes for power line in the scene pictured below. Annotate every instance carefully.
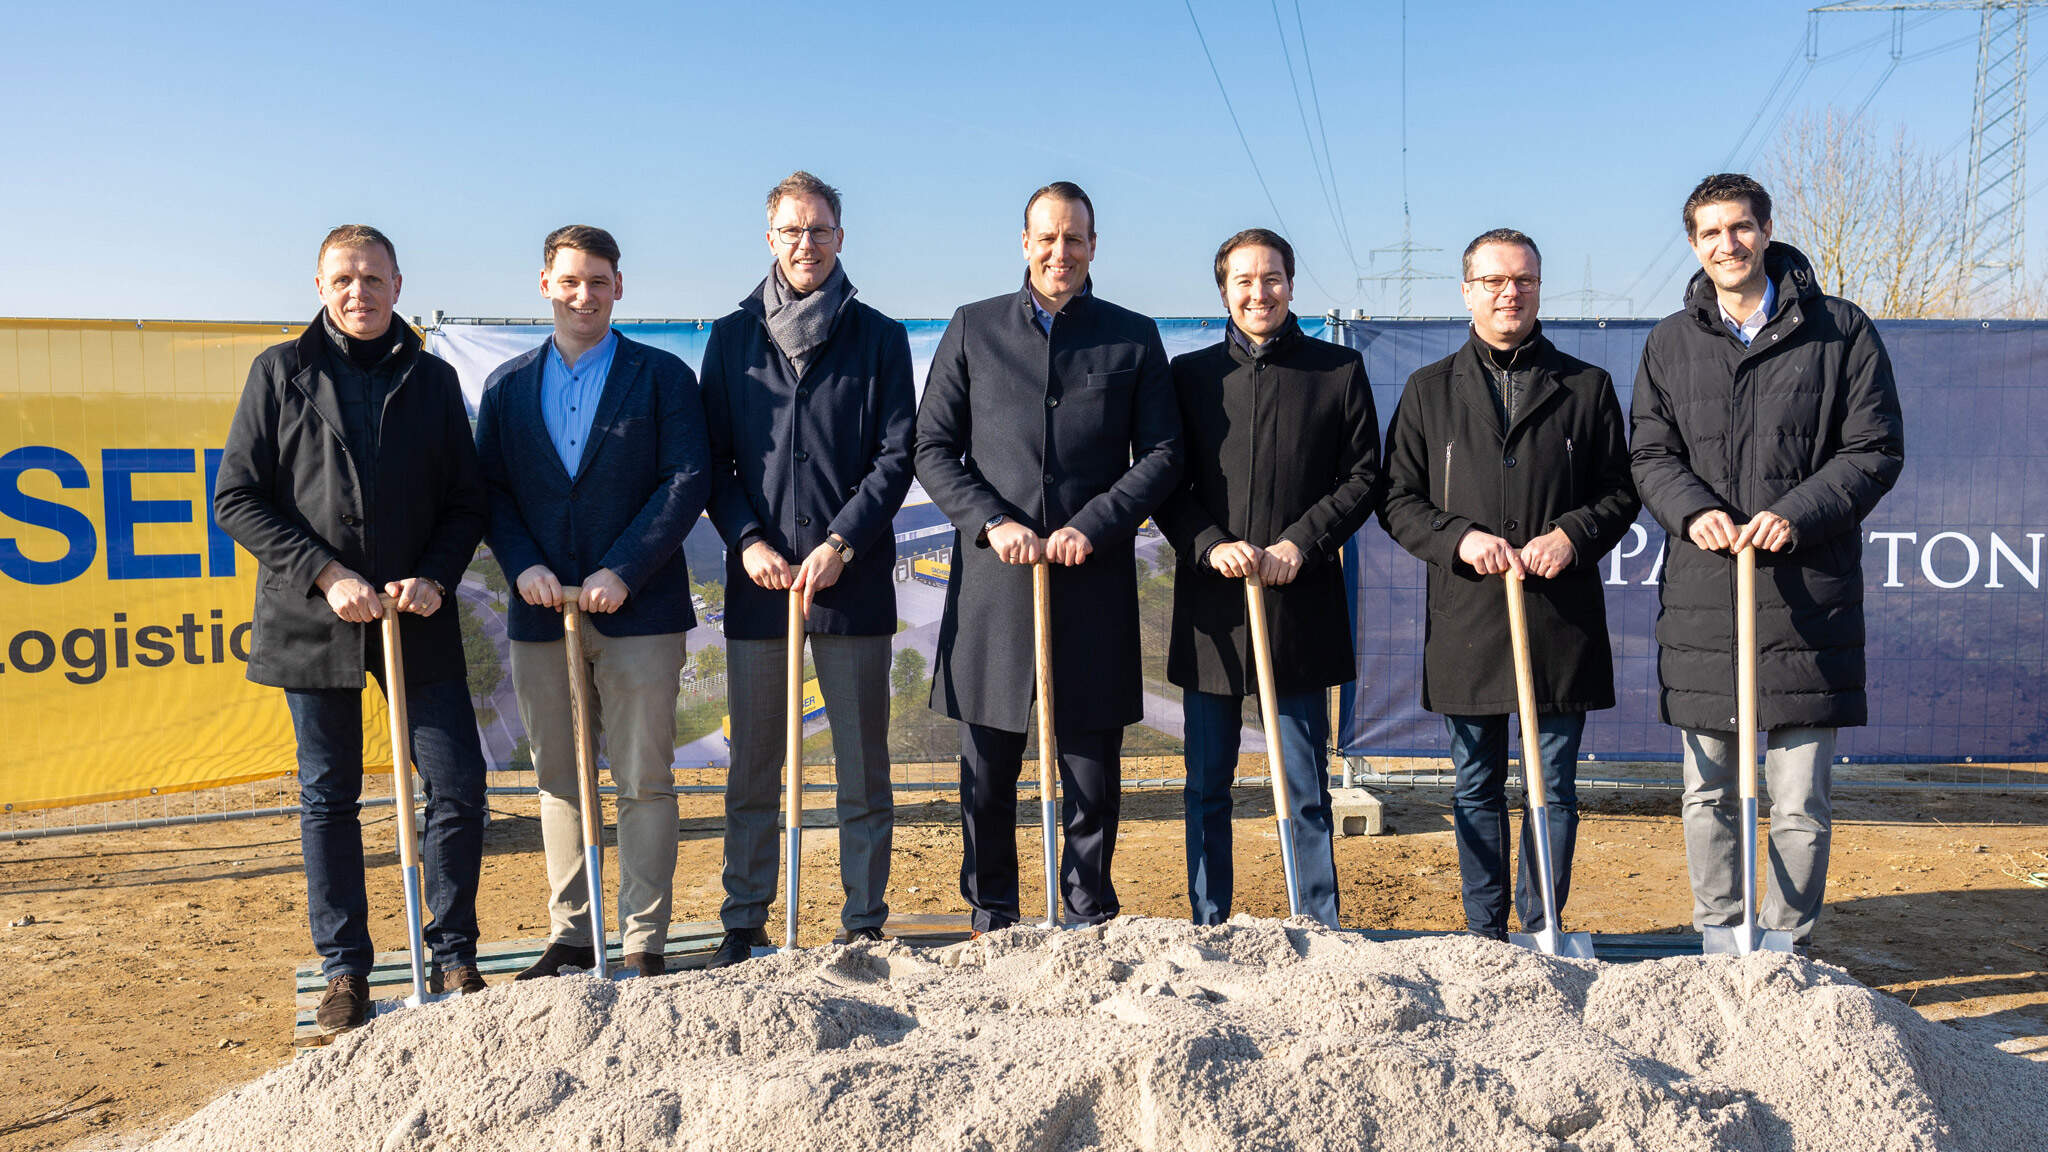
[1181,0,1351,304]
[1270,0,1359,269]
[1293,0,1359,267]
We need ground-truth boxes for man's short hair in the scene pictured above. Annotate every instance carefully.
[317,225,397,273]
[1212,228,1296,287]
[1683,173,1773,238]
[1023,181,1096,236]
[543,225,622,273]
[765,171,843,226]
[1461,228,1540,280]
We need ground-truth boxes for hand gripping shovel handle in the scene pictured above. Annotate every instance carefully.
[377,596,433,1005]
[557,588,610,979]
[1502,573,1590,958]
[1033,562,1060,929]
[784,591,805,951]
[1244,575,1301,918]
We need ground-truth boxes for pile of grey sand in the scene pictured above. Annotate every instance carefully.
[140,917,2047,1151]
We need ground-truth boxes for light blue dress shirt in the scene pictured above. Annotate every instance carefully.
[541,330,618,475]
[1722,278,1776,347]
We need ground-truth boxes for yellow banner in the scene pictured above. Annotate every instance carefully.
[0,319,394,811]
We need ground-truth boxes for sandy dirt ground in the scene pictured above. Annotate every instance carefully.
[1,762,2043,1150]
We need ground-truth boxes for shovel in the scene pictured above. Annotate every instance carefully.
[556,587,610,980]
[1243,575,1301,917]
[377,596,438,1006]
[783,590,806,952]
[1701,545,1797,956]
[1033,562,1061,930]
[1501,571,1594,959]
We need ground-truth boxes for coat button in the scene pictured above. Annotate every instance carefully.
[1503,455,1516,468]
[796,515,811,527]
[1430,516,1447,530]
[1504,519,1520,533]
[340,513,360,526]
[1046,396,1060,407]
[797,388,810,400]
[1043,474,1054,486]
[793,450,809,462]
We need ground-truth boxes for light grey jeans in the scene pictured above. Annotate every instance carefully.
[1680,726,1836,944]
[511,630,685,956]
[722,632,893,934]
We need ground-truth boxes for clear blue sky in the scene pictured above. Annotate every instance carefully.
[2,1,2007,322]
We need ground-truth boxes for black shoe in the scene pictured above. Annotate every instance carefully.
[316,973,370,1035]
[623,951,666,977]
[847,926,886,944]
[431,964,487,995]
[708,927,770,970]
[515,940,597,981]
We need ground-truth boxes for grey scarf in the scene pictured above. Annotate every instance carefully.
[764,261,853,378]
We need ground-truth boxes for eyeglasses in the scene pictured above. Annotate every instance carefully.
[773,225,840,246]
[1466,275,1540,294]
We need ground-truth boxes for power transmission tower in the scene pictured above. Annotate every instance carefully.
[1552,257,1633,318]
[1810,1,2033,305]
[1363,212,1451,316]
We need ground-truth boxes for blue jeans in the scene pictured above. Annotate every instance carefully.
[286,675,487,979]
[1446,711,1583,939]
[1183,689,1339,928]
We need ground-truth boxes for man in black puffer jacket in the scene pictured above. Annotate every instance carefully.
[1631,173,1905,949]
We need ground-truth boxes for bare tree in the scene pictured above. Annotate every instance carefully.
[1766,109,1970,317]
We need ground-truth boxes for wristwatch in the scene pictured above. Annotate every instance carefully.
[420,577,446,597]
[827,534,856,564]
[980,514,1009,544]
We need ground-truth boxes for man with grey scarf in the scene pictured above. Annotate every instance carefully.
[699,171,918,967]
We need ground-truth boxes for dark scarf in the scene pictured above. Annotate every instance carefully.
[764,260,852,378]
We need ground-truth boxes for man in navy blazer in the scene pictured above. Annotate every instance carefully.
[700,172,916,966]
[474,225,710,979]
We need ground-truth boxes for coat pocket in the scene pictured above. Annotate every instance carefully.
[1081,368,1136,391]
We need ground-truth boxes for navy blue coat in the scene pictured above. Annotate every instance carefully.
[915,279,1182,733]
[215,315,485,691]
[475,331,709,643]
[700,280,916,640]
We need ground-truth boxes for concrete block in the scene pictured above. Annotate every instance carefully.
[1331,787,1384,837]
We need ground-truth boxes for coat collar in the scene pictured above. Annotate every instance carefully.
[508,328,643,486]
[737,265,861,375]
[1014,273,1095,329]
[287,309,424,450]
[1451,322,1564,443]
[1223,313,1302,367]
[1682,240,1817,344]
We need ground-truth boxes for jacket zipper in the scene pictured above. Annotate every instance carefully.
[1442,440,1454,512]
[1564,436,1576,509]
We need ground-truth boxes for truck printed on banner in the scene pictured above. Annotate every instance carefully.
[719,678,826,747]
[911,555,950,588]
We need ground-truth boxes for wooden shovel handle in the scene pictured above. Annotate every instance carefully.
[787,591,805,845]
[1736,546,1759,801]
[1033,563,1057,802]
[1244,575,1292,821]
[1502,571,1548,808]
[375,597,423,872]
[556,589,605,849]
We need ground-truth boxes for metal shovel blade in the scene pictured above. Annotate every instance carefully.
[1701,797,1797,955]
[1510,924,1595,959]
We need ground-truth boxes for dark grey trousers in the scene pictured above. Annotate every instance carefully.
[721,632,894,933]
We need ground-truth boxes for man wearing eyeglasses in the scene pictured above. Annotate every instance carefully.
[1379,228,1639,941]
[915,181,1181,934]
[1632,174,1903,951]
[700,171,916,967]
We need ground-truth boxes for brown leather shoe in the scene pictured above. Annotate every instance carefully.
[515,940,597,981]
[316,973,370,1034]
[623,951,665,977]
[431,964,487,996]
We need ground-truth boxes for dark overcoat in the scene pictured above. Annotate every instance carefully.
[1155,318,1383,696]
[700,281,916,639]
[1631,242,1905,731]
[474,331,709,644]
[1379,327,1640,715]
[214,313,485,691]
[914,279,1182,733]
